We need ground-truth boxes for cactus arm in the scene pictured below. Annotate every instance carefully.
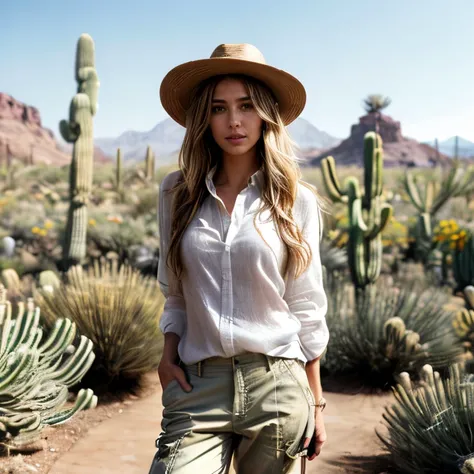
[404,171,424,212]
[321,156,346,203]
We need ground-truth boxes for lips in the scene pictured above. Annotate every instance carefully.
[226,135,246,145]
[226,134,246,139]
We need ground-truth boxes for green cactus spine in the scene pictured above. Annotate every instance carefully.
[321,132,393,290]
[59,34,99,269]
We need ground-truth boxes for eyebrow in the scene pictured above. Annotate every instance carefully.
[211,96,251,103]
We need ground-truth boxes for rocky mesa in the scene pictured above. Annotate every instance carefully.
[308,112,451,167]
[0,93,110,167]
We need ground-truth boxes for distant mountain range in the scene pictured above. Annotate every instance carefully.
[94,117,342,165]
[424,136,474,158]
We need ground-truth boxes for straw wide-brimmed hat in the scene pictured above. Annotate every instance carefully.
[159,43,306,127]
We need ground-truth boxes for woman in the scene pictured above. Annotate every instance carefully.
[149,43,330,474]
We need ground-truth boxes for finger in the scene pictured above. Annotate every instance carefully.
[175,368,193,392]
[309,441,324,460]
[303,437,310,449]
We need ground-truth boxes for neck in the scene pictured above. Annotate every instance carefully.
[214,149,261,191]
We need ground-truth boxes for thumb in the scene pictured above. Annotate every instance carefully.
[175,368,193,392]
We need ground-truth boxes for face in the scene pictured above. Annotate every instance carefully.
[208,77,263,157]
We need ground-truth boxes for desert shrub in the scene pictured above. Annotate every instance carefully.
[378,363,474,473]
[0,286,96,451]
[34,260,165,395]
[86,211,157,259]
[323,275,463,388]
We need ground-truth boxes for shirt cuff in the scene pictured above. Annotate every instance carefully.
[159,296,186,338]
[299,319,330,361]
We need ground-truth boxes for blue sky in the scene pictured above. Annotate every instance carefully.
[2,0,473,143]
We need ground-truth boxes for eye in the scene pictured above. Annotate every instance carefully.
[242,103,254,110]
[211,106,225,114]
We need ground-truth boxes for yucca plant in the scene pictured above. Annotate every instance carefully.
[34,259,165,395]
[0,285,97,452]
[323,275,463,388]
[378,363,474,473]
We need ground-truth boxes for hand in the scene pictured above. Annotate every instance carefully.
[158,358,193,392]
[304,410,327,460]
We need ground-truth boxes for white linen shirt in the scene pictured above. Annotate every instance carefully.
[157,167,329,365]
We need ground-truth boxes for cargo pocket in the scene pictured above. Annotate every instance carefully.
[149,431,191,474]
[281,359,316,459]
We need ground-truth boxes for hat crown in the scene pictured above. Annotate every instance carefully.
[210,43,266,65]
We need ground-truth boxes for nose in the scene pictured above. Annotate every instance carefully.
[228,109,241,128]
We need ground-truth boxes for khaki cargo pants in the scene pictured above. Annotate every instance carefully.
[147,352,315,474]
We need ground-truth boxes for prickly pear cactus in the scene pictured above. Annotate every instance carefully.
[321,132,393,289]
[59,33,99,268]
[0,286,97,450]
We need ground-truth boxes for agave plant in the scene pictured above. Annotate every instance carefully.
[34,259,165,395]
[378,363,474,473]
[323,275,463,388]
[0,285,97,451]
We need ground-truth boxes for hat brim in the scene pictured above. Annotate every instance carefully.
[159,57,306,127]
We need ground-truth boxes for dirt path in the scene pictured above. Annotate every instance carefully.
[48,373,393,474]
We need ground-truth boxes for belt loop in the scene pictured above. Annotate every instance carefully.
[197,360,202,377]
[264,354,275,371]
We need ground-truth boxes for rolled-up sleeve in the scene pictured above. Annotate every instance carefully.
[157,172,186,337]
[283,184,329,361]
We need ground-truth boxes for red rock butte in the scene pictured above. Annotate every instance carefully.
[309,112,451,168]
[0,93,110,167]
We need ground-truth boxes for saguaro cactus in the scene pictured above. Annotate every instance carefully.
[59,33,99,269]
[116,147,123,192]
[321,132,393,290]
[145,145,154,180]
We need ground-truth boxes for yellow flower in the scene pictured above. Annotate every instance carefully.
[39,229,48,237]
[107,215,123,224]
[32,226,40,234]
[440,220,449,227]
[44,220,54,229]
[88,218,97,226]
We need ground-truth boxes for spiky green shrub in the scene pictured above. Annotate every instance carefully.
[323,276,463,388]
[0,286,97,451]
[378,363,474,473]
[34,260,165,395]
[402,162,474,263]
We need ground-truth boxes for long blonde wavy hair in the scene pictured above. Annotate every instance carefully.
[165,73,329,283]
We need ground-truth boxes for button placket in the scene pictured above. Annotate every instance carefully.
[219,190,249,356]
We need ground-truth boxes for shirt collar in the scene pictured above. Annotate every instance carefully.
[205,165,264,196]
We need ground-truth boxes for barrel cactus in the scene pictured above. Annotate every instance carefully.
[0,285,97,450]
[378,363,474,473]
[321,132,393,290]
[59,33,99,269]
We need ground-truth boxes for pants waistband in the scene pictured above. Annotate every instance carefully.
[181,353,305,377]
